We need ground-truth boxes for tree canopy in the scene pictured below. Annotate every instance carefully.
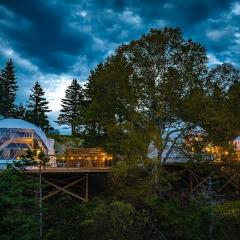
[0,59,18,117]
[57,79,85,135]
[26,81,51,132]
[83,28,208,163]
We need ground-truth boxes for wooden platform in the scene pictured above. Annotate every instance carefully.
[24,166,112,202]
[25,167,112,174]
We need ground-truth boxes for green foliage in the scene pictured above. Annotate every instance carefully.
[57,79,86,135]
[111,159,179,202]
[15,149,49,170]
[14,149,38,170]
[1,161,240,240]
[0,59,18,117]
[110,160,153,203]
[86,200,139,240]
[43,196,90,240]
[14,103,26,119]
[38,150,50,168]
[26,81,51,133]
[48,134,83,153]
[83,27,209,164]
[80,28,240,164]
[194,64,240,146]
[0,169,38,240]
[214,200,240,225]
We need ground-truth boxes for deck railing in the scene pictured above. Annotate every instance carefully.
[54,159,111,168]
[51,148,113,169]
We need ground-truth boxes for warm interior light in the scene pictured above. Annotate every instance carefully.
[205,147,211,152]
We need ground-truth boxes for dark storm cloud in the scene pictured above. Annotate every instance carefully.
[0,0,97,72]
[0,0,239,75]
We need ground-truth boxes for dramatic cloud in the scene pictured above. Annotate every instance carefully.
[0,0,239,128]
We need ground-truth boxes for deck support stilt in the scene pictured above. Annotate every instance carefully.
[41,175,89,202]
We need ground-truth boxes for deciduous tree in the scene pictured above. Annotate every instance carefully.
[84,28,208,165]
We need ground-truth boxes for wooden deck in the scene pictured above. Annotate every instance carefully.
[25,167,112,173]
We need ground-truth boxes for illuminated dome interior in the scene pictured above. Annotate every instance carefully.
[0,118,54,160]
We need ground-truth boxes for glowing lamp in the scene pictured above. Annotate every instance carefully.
[205,147,211,152]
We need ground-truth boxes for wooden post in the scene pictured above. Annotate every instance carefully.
[86,174,89,202]
[39,165,43,240]
[66,154,69,169]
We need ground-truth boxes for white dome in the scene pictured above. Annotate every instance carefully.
[233,136,240,142]
[233,136,240,150]
[0,118,50,152]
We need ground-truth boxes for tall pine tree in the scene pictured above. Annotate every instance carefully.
[0,59,18,117]
[26,82,51,132]
[57,79,85,135]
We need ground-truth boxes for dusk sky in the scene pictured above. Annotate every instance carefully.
[0,0,240,128]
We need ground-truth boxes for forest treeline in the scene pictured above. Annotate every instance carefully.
[0,60,51,132]
[1,27,240,239]
[1,28,240,161]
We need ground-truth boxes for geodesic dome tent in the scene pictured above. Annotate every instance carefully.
[0,118,55,160]
[233,136,240,151]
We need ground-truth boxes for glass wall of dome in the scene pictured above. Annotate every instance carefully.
[0,119,53,160]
